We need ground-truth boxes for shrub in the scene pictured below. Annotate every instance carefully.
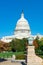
[16,54,25,60]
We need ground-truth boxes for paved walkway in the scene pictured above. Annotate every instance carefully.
[0,61,26,65]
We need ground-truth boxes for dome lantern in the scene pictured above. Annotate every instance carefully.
[21,11,24,18]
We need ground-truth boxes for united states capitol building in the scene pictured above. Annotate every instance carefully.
[1,12,43,43]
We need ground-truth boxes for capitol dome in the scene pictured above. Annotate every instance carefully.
[16,12,30,30]
[14,12,31,39]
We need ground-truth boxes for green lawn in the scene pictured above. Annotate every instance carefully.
[0,51,24,58]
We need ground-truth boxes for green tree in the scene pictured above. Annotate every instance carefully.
[10,38,27,52]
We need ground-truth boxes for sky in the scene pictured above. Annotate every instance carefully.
[0,0,43,38]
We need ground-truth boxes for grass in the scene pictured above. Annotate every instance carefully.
[0,51,24,58]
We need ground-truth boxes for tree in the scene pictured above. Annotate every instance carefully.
[3,43,11,51]
[33,38,39,48]
[33,36,43,55]
[10,38,28,52]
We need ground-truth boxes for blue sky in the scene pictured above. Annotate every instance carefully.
[0,0,43,38]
